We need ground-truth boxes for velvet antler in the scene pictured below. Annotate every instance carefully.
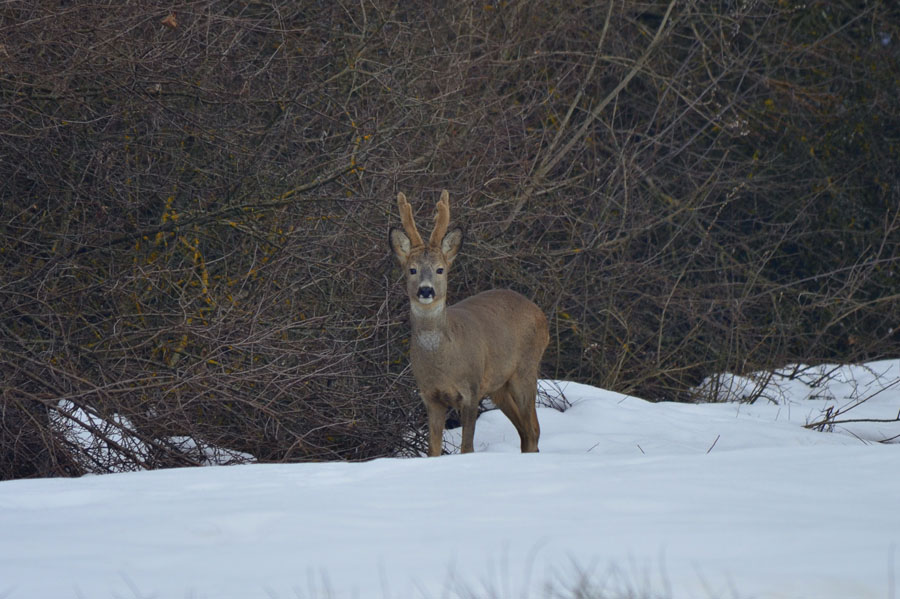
[397,192,424,248]
[428,189,450,247]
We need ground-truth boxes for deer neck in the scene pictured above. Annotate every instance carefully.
[410,299,449,352]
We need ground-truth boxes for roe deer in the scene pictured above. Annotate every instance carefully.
[389,190,549,456]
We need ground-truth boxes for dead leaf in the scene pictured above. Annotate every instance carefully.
[161,13,177,29]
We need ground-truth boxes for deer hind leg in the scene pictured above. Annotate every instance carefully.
[492,384,537,453]
[506,372,540,453]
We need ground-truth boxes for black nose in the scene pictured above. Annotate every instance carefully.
[417,286,435,299]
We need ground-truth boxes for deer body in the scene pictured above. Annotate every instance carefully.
[390,191,549,456]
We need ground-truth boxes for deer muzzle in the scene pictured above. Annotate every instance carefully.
[417,286,436,303]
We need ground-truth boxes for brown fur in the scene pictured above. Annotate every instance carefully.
[389,191,549,456]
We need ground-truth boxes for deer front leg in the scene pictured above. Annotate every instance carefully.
[459,401,478,454]
[424,397,447,457]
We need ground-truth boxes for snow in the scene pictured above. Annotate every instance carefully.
[1,362,899,599]
[51,400,252,471]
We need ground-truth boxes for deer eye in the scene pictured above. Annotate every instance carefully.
[409,268,417,275]
[436,268,444,274]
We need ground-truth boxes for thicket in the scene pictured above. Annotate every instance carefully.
[2,0,898,478]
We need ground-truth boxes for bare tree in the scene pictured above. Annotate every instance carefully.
[1,0,898,478]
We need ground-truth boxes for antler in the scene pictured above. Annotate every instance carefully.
[429,189,450,247]
[397,192,424,248]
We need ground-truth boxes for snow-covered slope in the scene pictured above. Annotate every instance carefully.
[1,363,898,599]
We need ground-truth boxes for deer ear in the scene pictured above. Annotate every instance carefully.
[389,228,411,263]
[441,227,463,263]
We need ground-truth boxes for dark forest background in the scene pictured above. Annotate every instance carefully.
[2,0,898,479]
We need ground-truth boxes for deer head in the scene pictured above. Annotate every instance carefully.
[389,190,464,312]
